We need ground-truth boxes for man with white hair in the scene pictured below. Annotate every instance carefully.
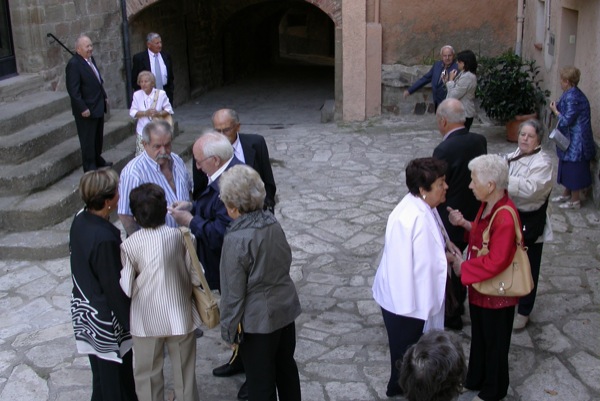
[404,45,458,111]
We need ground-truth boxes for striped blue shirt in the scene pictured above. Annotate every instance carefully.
[118,152,192,227]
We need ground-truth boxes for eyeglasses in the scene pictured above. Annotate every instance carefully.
[197,155,215,164]
[215,126,236,134]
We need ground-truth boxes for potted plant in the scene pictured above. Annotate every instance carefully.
[476,51,550,141]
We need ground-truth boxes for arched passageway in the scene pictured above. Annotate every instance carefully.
[129,0,337,117]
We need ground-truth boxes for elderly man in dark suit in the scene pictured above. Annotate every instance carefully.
[132,33,174,105]
[169,131,241,291]
[404,45,457,112]
[433,98,487,330]
[192,109,277,212]
[66,35,111,172]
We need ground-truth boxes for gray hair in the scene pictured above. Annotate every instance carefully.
[436,98,466,124]
[440,45,455,55]
[518,119,544,145]
[136,70,155,86]
[212,108,240,124]
[468,154,509,190]
[219,165,266,213]
[141,120,173,144]
[200,131,234,161]
[146,32,161,43]
[399,330,466,401]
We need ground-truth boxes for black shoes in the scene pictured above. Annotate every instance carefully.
[212,353,244,377]
[237,381,248,400]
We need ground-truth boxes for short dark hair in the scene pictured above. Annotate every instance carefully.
[129,183,167,228]
[399,330,466,401]
[457,50,477,74]
[406,158,447,195]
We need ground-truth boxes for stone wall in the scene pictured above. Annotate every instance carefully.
[10,0,127,108]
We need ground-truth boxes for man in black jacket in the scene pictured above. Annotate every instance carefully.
[433,98,487,330]
[131,32,174,105]
[66,35,111,172]
[193,109,277,212]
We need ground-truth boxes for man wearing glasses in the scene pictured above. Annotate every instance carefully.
[192,109,277,213]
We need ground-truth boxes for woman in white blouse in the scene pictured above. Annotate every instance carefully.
[372,157,461,397]
[446,50,477,131]
[129,71,173,155]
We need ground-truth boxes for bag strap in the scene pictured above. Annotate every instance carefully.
[179,227,216,302]
[149,89,160,110]
[481,205,523,247]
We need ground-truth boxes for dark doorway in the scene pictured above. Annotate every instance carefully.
[0,0,17,80]
[221,1,334,84]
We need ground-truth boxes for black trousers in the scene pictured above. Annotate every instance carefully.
[381,307,425,396]
[240,322,301,401]
[89,350,137,401]
[445,241,468,328]
[466,304,515,401]
[518,241,544,316]
[74,115,105,172]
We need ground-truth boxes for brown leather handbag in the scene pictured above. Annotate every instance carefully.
[471,206,534,297]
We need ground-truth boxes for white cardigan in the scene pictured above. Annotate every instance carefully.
[372,193,447,332]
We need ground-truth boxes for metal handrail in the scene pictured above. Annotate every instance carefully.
[47,33,74,56]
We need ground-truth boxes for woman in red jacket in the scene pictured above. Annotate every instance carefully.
[448,154,521,401]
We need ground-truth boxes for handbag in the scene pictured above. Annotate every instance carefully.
[471,206,534,297]
[549,127,570,151]
[150,90,174,127]
[180,227,220,329]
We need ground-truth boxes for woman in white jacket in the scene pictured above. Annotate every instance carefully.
[373,157,461,397]
[446,50,477,131]
[506,119,553,329]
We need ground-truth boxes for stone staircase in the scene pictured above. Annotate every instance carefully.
[0,75,197,260]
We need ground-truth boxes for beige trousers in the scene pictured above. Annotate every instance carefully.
[132,332,199,401]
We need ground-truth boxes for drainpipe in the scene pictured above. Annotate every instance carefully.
[375,0,380,23]
[515,0,524,56]
[121,0,133,107]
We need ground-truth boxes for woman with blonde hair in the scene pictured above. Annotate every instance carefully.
[549,66,595,209]
[69,169,137,401]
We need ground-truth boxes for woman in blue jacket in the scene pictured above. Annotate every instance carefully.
[549,66,596,209]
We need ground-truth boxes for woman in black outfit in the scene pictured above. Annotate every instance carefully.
[69,169,137,401]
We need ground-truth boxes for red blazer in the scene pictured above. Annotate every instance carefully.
[462,192,520,309]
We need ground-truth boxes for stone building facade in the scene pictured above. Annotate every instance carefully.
[4,0,518,120]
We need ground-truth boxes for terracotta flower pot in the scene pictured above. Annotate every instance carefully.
[505,113,537,142]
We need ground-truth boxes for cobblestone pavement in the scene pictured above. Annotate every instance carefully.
[1,71,599,400]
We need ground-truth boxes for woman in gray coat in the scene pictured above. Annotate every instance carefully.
[219,164,301,401]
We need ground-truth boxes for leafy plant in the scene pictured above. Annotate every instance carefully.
[476,51,550,123]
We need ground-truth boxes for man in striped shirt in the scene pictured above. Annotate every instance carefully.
[118,120,192,236]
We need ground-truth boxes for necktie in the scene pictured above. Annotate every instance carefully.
[154,54,163,90]
[87,59,101,82]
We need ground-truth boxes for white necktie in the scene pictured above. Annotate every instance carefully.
[154,54,163,89]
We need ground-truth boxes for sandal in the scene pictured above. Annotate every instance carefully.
[551,195,570,203]
[558,200,580,209]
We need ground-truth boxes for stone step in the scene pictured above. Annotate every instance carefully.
[0,74,46,103]
[0,128,198,235]
[0,111,133,195]
[0,91,71,136]
[0,111,76,165]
